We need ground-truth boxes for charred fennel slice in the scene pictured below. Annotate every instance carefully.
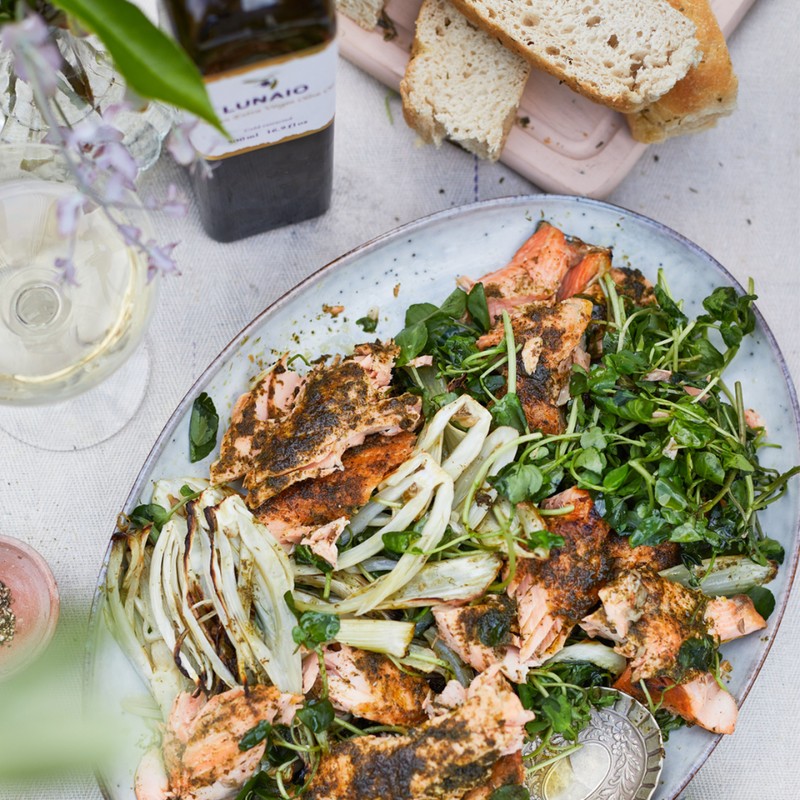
[104,254,797,800]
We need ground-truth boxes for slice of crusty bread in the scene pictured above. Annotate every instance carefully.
[447,0,700,113]
[400,0,530,161]
[626,0,737,142]
[336,0,385,30]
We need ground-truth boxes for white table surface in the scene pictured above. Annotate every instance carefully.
[1,0,798,797]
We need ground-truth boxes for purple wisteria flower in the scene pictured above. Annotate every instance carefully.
[2,10,208,284]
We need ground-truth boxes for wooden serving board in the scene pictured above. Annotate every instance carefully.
[338,0,757,197]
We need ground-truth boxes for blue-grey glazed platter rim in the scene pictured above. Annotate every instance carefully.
[86,194,800,800]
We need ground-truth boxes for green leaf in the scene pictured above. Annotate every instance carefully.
[382,530,421,556]
[490,393,527,432]
[724,453,755,473]
[405,302,439,327]
[746,586,775,620]
[234,772,282,800]
[129,502,169,532]
[753,537,785,566]
[292,611,340,647]
[294,544,333,574]
[525,529,564,554]
[296,698,334,733]
[356,314,378,333]
[655,477,688,511]
[677,635,716,674]
[50,0,224,131]
[467,283,491,332]
[489,462,543,505]
[395,321,428,366]
[668,418,715,449]
[574,447,605,474]
[238,720,272,752]
[580,427,607,451]
[189,392,219,462]
[476,608,512,648]
[604,350,648,375]
[602,464,629,492]
[654,285,688,323]
[539,693,575,735]
[438,288,468,319]
[694,452,725,485]
[489,787,530,800]
[669,519,708,543]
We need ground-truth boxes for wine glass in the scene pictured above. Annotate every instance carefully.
[0,142,157,450]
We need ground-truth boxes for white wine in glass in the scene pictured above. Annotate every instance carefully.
[0,144,157,449]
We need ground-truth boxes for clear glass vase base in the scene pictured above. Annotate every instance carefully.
[0,342,150,451]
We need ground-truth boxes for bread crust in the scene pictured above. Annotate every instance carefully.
[626,0,738,143]
[447,0,699,113]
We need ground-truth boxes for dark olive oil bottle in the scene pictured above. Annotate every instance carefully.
[162,0,336,242]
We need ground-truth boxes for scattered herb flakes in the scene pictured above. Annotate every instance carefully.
[189,392,219,463]
[356,307,379,333]
[322,303,344,318]
[0,580,15,646]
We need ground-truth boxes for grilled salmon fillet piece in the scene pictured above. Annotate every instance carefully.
[477,298,593,434]
[210,357,304,484]
[305,669,533,800]
[581,569,766,683]
[458,222,610,322]
[251,432,416,539]
[613,665,738,735]
[511,488,612,663]
[435,489,611,679]
[320,645,429,727]
[139,686,301,800]
[606,534,681,574]
[243,343,421,506]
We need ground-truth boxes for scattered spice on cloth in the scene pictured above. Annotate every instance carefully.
[0,580,16,646]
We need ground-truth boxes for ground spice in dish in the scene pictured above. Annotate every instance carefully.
[0,580,16,646]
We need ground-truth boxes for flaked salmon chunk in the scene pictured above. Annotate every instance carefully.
[210,356,304,484]
[251,431,416,548]
[477,298,593,434]
[459,222,603,321]
[511,488,612,664]
[136,685,302,800]
[614,665,740,735]
[243,342,421,506]
[433,488,611,681]
[581,568,766,683]
[305,669,533,800]
[319,644,429,727]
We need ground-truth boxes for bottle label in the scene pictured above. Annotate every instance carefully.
[190,41,336,160]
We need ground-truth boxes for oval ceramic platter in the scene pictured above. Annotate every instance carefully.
[87,196,800,800]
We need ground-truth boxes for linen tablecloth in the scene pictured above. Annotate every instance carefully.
[1,0,798,797]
